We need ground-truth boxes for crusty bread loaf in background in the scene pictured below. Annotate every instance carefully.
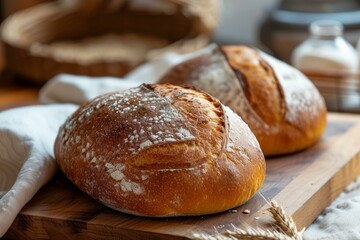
[159,45,327,156]
[54,84,266,217]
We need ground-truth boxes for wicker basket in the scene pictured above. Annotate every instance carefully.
[304,70,360,113]
[0,0,221,84]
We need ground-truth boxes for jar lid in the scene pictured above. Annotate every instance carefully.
[310,20,343,37]
[279,0,360,13]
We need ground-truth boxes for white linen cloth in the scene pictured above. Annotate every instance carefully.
[0,46,360,239]
[0,105,77,237]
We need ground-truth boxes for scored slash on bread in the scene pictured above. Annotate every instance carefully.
[54,84,266,217]
[159,44,327,156]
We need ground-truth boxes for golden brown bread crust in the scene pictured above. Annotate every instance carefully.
[159,45,327,156]
[54,84,266,217]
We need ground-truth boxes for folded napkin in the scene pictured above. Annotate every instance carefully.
[1,45,360,239]
[39,48,209,105]
[0,104,77,237]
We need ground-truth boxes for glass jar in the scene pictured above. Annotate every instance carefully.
[291,20,358,73]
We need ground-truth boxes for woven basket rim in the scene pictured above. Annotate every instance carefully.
[0,1,220,48]
[0,0,220,83]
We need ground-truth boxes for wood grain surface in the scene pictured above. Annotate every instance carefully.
[0,53,39,110]
[2,112,360,239]
[1,42,360,239]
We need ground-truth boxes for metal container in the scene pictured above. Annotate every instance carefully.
[259,0,360,63]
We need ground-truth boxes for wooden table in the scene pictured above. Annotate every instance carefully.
[0,44,39,110]
[2,78,360,239]
[0,85,39,110]
[1,47,360,239]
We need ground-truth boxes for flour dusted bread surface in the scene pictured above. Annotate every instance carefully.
[54,84,265,217]
[159,45,327,156]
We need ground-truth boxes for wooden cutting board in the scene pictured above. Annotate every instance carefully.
[4,113,360,239]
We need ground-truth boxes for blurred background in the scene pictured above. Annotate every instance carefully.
[1,0,360,112]
[1,0,280,45]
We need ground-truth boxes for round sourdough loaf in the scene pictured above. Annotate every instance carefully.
[159,45,327,156]
[54,84,266,217]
